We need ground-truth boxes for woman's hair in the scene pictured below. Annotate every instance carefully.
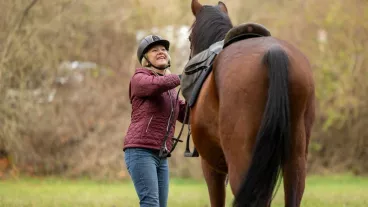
[141,52,171,67]
[140,56,150,67]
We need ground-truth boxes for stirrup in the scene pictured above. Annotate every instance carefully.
[183,124,199,157]
[184,147,199,157]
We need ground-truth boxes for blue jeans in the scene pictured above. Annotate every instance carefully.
[124,148,169,207]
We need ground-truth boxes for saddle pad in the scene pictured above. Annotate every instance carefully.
[181,40,224,102]
[184,40,224,75]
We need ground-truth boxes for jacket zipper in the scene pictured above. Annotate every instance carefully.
[146,115,154,132]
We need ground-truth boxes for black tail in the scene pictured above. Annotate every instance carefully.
[233,45,291,207]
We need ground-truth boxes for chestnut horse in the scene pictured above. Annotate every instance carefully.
[186,1,315,206]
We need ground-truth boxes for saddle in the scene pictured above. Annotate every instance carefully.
[181,23,272,108]
[223,22,271,48]
[181,40,224,105]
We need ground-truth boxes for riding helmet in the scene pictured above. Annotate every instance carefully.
[137,35,170,64]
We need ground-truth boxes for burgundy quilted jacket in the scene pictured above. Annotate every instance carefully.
[123,68,187,152]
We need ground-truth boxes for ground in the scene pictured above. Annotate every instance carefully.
[0,174,367,207]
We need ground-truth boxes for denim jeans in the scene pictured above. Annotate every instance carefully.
[124,148,169,207]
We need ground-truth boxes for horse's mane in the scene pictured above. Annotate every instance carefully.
[190,5,233,55]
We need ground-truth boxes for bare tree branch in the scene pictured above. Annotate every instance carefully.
[0,0,39,80]
[18,0,39,29]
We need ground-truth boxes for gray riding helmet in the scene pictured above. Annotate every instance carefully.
[137,35,170,64]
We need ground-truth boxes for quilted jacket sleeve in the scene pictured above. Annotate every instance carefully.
[131,72,181,97]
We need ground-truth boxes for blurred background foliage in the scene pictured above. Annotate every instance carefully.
[0,0,367,180]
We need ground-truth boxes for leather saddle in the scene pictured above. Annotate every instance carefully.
[180,23,272,107]
[184,40,224,76]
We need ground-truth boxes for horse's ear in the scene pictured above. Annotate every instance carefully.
[218,1,228,14]
[191,0,203,16]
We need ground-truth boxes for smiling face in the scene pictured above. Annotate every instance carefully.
[145,44,170,68]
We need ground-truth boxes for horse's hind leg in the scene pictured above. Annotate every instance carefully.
[282,126,307,207]
[283,88,315,207]
[201,158,227,207]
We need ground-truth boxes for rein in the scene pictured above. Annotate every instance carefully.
[159,50,211,158]
[159,87,191,158]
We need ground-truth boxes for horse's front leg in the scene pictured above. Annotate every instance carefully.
[201,157,227,207]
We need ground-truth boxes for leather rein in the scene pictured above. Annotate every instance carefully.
[158,87,194,158]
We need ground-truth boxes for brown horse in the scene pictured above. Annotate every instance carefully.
[186,1,315,206]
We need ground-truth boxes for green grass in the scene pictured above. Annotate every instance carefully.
[0,175,367,207]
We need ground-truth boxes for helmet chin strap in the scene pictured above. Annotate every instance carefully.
[144,56,170,70]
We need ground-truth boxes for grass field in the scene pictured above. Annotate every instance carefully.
[0,174,367,207]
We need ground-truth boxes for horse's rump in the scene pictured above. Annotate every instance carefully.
[212,37,314,206]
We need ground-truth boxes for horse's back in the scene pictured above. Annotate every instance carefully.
[214,36,314,119]
[214,36,314,140]
[215,36,313,95]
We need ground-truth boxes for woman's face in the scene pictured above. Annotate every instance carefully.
[146,45,169,67]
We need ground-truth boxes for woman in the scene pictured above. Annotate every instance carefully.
[123,35,187,207]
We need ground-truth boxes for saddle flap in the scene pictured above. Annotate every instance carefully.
[184,49,212,75]
[184,40,224,75]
